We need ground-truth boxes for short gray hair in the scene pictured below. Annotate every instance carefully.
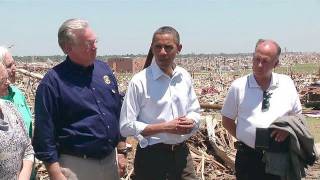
[58,18,89,52]
[255,39,281,57]
[152,26,180,45]
[0,46,9,64]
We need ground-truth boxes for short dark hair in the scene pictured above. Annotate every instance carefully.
[152,26,180,45]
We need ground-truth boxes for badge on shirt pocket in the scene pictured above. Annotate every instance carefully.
[103,75,111,85]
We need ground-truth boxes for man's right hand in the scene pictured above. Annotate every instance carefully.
[45,162,67,180]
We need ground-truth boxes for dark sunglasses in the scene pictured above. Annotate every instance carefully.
[262,91,272,111]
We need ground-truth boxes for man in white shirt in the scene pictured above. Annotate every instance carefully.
[221,39,302,180]
[120,26,200,180]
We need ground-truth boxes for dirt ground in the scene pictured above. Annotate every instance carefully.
[305,143,320,179]
[306,161,320,180]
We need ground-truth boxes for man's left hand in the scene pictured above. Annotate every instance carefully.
[117,154,127,177]
[176,117,195,134]
[270,129,289,142]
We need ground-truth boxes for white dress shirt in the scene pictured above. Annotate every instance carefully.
[120,61,200,148]
[221,73,302,148]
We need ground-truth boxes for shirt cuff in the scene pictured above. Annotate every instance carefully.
[133,121,149,148]
[134,121,149,135]
[135,134,148,148]
[35,151,59,164]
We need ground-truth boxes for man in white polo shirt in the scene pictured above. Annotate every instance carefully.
[221,39,302,180]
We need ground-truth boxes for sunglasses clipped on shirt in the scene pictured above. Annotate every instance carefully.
[262,90,272,112]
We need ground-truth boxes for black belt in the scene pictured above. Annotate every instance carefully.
[59,149,111,159]
[235,141,261,153]
[146,142,186,151]
[235,141,288,153]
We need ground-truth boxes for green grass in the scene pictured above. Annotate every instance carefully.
[306,117,320,143]
[275,63,320,74]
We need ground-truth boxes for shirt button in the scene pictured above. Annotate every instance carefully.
[92,87,95,90]
[102,113,106,115]
[97,100,100,103]
[107,125,110,129]
[108,139,112,143]
[111,89,116,94]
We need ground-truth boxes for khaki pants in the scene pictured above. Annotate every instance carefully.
[59,150,119,180]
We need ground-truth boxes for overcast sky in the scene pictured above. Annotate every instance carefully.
[1,0,319,56]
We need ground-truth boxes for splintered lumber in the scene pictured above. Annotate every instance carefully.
[201,152,205,180]
[187,116,236,179]
[17,68,44,80]
[205,115,217,143]
[125,169,134,180]
[205,115,235,171]
[200,103,222,110]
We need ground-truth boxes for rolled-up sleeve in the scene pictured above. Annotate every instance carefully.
[33,82,59,163]
[119,81,148,138]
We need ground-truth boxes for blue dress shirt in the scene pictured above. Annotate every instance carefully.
[33,57,122,163]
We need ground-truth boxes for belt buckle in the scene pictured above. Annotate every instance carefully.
[83,154,87,159]
[171,144,179,151]
[235,141,246,151]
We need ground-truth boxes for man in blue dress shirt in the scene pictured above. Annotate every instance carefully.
[33,18,127,180]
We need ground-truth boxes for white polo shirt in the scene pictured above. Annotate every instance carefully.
[221,73,302,148]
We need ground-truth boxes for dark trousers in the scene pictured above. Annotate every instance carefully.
[133,142,198,180]
[235,142,281,180]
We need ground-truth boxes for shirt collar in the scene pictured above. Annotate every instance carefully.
[65,56,94,74]
[248,72,279,90]
[150,59,181,80]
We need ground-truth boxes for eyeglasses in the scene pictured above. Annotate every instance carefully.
[74,39,98,49]
[262,91,272,112]
[84,39,98,49]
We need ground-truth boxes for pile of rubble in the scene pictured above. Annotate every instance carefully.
[13,59,320,179]
[187,113,236,179]
[300,81,320,110]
